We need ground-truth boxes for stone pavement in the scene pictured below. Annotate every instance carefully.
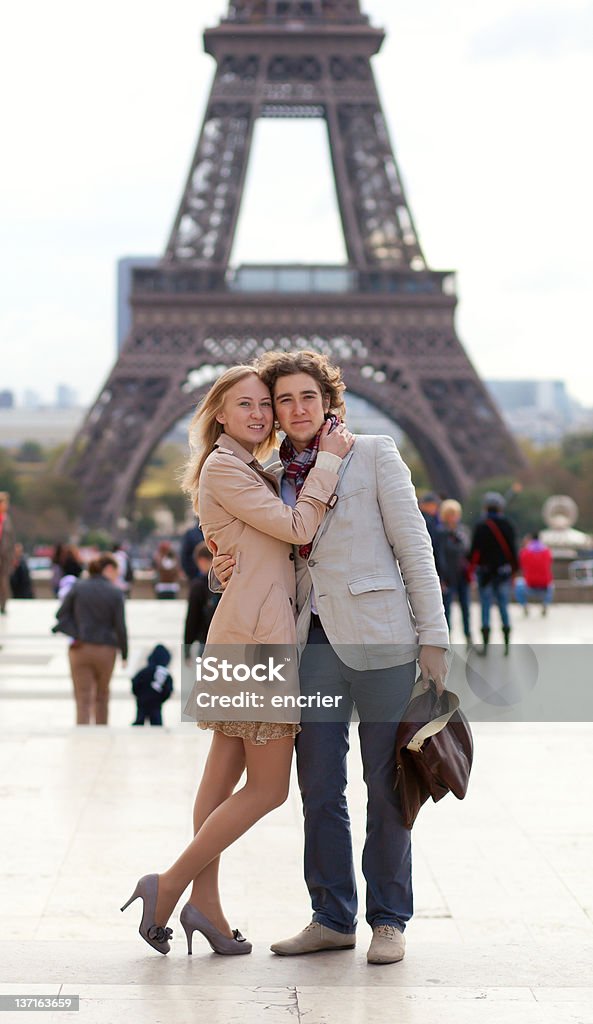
[1,600,592,1024]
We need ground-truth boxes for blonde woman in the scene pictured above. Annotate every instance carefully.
[121,365,353,956]
[436,499,473,647]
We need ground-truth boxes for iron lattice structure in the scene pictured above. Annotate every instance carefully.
[62,0,526,528]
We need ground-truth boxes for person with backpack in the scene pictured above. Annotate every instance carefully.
[469,492,519,656]
[131,644,173,726]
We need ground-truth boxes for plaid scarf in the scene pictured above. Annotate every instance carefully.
[279,415,340,559]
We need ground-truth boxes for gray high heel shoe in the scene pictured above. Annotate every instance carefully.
[120,873,173,955]
[179,902,252,955]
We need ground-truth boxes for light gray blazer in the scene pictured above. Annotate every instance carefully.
[270,434,450,671]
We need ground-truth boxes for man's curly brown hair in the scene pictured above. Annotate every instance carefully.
[256,350,347,420]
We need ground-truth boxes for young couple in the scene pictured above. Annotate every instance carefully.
[121,350,449,965]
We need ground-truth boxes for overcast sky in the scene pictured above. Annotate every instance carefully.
[1,0,592,408]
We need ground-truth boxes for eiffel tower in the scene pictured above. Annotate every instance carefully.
[61,0,526,529]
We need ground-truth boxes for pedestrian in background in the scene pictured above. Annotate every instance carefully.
[437,500,473,648]
[180,522,205,582]
[418,492,443,576]
[10,543,34,599]
[53,554,128,725]
[0,492,16,614]
[131,644,173,726]
[112,542,134,598]
[153,541,181,600]
[515,532,554,616]
[183,543,219,659]
[469,492,519,656]
[51,543,83,595]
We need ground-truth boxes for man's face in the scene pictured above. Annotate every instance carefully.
[273,373,330,452]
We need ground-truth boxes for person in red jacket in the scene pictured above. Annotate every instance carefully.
[515,532,554,616]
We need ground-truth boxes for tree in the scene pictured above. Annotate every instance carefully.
[160,491,190,525]
[80,529,113,551]
[20,473,81,520]
[134,515,157,542]
[16,440,45,463]
[0,449,21,502]
[398,439,430,493]
[562,431,593,460]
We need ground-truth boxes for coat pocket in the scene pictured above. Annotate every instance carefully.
[338,486,366,501]
[252,583,296,644]
[348,575,400,595]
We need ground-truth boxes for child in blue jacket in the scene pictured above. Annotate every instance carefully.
[131,644,173,726]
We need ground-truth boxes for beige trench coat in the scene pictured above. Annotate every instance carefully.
[197,434,339,646]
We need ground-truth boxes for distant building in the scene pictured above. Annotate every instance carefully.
[117,256,160,350]
[0,408,85,448]
[56,384,78,409]
[0,390,14,409]
[23,389,42,409]
[486,380,592,446]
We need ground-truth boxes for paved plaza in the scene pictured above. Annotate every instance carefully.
[1,600,592,1023]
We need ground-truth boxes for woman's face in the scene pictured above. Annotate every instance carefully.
[216,375,274,452]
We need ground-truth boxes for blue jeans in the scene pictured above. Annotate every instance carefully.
[514,579,554,607]
[477,571,512,629]
[443,576,471,637]
[295,623,416,934]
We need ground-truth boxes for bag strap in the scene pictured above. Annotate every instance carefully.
[405,678,461,753]
[485,518,514,565]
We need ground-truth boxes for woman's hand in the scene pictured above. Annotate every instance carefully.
[318,420,355,459]
[212,554,235,590]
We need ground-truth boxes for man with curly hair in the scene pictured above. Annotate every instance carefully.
[217,350,449,965]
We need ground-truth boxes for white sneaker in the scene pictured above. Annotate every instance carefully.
[270,921,356,956]
[367,925,405,964]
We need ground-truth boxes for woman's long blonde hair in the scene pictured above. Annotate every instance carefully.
[181,366,277,515]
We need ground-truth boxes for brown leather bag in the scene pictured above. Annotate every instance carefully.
[394,678,473,829]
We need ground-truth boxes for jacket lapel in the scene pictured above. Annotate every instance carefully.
[258,467,281,495]
[309,447,355,555]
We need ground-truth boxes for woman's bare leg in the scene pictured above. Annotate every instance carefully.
[154,734,294,928]
[187,732,245,935]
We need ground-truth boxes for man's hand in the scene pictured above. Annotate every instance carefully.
[212,554,235,590]
[418,645,448,697]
